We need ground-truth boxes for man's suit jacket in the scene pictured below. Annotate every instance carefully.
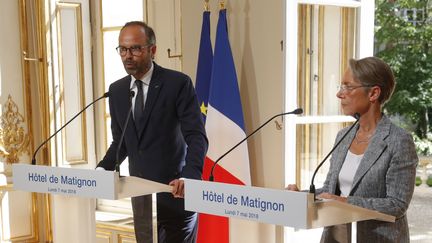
[98,62,208,218]
[317,115,418,243]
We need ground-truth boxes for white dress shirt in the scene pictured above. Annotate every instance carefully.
[338,150,364,196]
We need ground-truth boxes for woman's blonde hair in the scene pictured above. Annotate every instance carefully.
[349,57,395,104]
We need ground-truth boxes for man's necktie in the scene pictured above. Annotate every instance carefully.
[134,80,144,131]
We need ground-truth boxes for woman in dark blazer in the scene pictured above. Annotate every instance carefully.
[288,57,418,243]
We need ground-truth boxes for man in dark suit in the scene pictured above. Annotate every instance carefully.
[97,21,208,243]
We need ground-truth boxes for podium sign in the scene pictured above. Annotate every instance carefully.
[13,164,118,199]
[184,179,313,228]
[184,179,395,229]
[12,164,172,200]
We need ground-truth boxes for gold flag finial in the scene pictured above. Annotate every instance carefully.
[204,0,210,11]
[219,0,225,10]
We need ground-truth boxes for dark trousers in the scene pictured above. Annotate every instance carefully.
[132,194,198,243]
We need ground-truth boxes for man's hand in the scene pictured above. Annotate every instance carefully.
[286,184,300,191]
[169,179,184,198]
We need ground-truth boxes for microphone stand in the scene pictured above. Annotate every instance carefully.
[115,91,135,173]
[31,92,110,165]
[209,108,303,181]
[309,113,360,199]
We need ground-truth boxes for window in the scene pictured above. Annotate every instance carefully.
[295,4,357,189]
[95,0,145,213]
[283,1,374,241]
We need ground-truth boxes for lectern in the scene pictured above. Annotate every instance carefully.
[12,164,396,241]
[11,163,171,243]
[184,179,394,230]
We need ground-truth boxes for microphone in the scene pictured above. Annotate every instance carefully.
[209,108,303,181]
[32,92,110,165]
[309,113,360,198]
[115,90,135,172]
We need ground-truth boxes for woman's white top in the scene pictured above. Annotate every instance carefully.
[338,150,364,196]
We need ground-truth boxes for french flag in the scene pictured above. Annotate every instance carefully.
[197,8,251,243]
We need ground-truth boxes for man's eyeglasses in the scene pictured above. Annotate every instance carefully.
[116,45,151,56]
[337,84,377,93]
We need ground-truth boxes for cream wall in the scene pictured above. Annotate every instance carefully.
[0,1,25,117]
[182,1,285,242]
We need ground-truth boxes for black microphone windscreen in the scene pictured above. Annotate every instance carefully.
[130,90,135,97]
[354,113,360,119]
[293,108,303,115]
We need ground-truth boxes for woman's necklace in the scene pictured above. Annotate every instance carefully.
[355,130,374,144]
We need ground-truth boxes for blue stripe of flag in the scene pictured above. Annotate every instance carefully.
[208,9,245,130]
[195,11,213,123]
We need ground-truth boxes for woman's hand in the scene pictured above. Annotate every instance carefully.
[317,192,347,203]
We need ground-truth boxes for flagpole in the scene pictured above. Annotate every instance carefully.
[219,0,225,10]
[204,0,209,11]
